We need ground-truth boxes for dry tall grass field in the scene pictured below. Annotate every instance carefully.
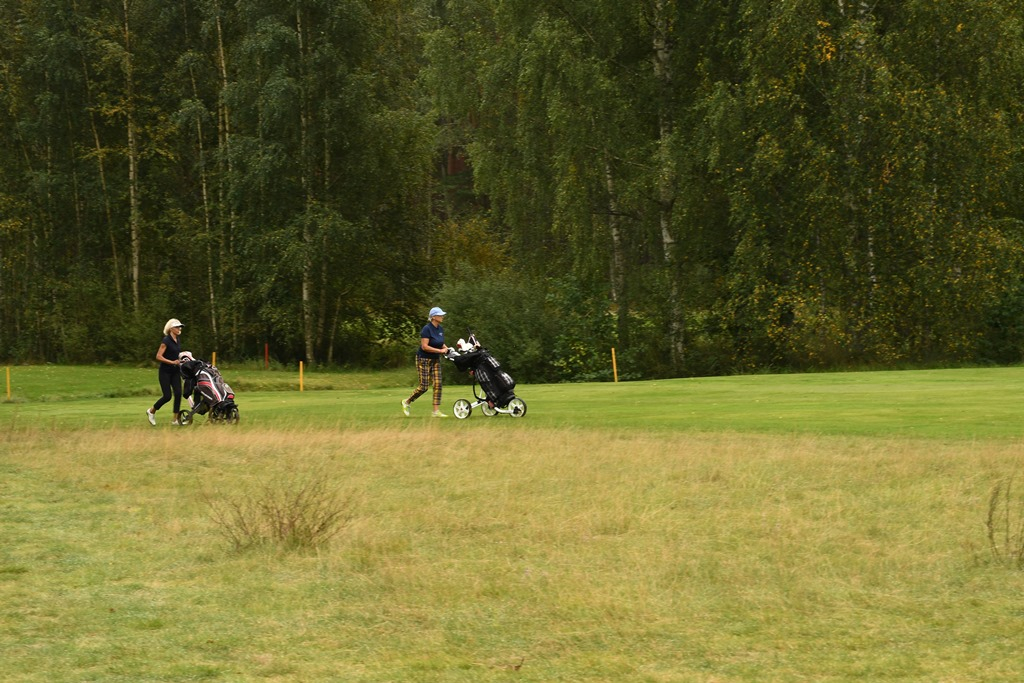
[5,421,1024,682]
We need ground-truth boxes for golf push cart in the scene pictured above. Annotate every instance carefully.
[445,333,527,419]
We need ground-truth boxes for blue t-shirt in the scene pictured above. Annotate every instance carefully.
[417,323,445,359]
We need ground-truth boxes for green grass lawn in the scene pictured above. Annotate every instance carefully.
[3,364,1024,438]
[0,364,412,401]
[3,365,1024,681]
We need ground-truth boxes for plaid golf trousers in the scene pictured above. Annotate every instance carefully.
[408,356,442,406]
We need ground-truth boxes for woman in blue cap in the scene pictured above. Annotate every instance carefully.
[402,306,449,417]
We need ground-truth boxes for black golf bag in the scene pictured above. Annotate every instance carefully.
[179,357,239,424]
[451,345,517,408]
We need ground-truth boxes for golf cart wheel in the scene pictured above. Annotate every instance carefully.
[227,407,240,424]
[481,402,498,417]
[179,411,193,426]
[453,399,472,420]
[507,397,527,417]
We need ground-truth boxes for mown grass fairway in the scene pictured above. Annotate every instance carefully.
[3,366,1024,681]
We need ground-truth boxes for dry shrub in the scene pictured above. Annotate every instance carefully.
[204,472,353,551]
[987,476,1024,569]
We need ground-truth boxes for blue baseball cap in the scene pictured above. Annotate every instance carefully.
[428,306,446,317]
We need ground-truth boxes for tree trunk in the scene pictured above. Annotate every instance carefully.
[71,0,123,309]
[182,0,219,345]
[652,0,685,371]
[80,54,123,310]
[839,0,878,332]
[327,297,341,365]
[296,6,316,366]
[604,155,628,346]
[316,136,331,354]
[65,110,84,261]
[215,9,237,350]
[122,0,141,311]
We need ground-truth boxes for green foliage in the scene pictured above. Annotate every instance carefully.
[3,0,1024,380]
[435,268,553,383]
[431,213,512,280]
[981,272,1024,365]
[0,0,435,367]
[545,278,616,382]
[436,267,619,383]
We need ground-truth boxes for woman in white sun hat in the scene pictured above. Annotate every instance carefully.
[402,306,449,418]
[146,318,185,426]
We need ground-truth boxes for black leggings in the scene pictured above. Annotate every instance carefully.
[154,368,182,413]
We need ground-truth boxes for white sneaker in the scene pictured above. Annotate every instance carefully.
[432,410,447,418]
[146,408,156,426]
[401,400,410,417]
[171,419,181,426]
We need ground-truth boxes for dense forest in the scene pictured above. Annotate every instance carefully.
[2,0,1023,381]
